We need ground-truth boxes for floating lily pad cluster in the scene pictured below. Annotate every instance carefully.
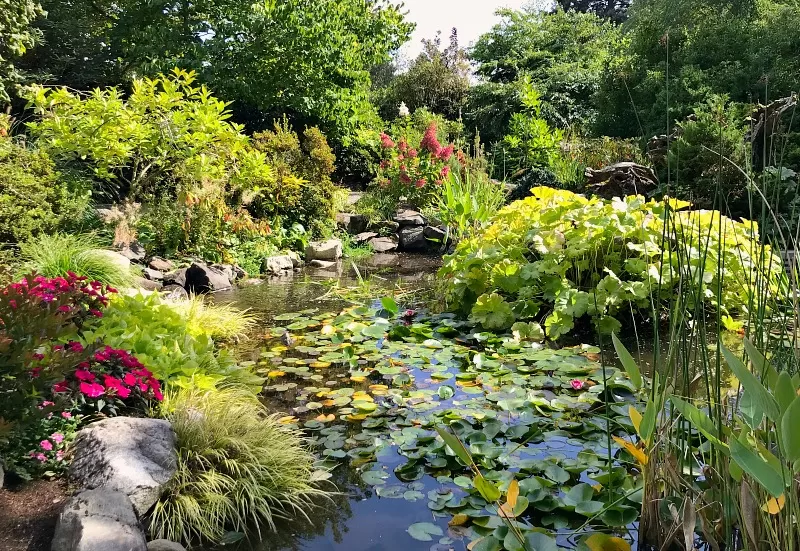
[257,304,644,550]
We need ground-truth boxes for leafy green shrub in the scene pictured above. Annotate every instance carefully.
[506,167,560,202]
[149,387,330,545]
[252,118,340,237]
[440,187,784,338]
[431,169,507,240]
[19,233,133,287]
[82,293,261,390]
[0,136,90,244]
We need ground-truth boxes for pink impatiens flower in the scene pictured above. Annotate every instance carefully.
[35,453,46,462]
[79,382,105,398]
[75,369,95,381]
[40,440,53,451]
[51,433,64,444]
[61,411,72,419]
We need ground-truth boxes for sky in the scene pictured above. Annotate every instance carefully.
[398,0,536,61]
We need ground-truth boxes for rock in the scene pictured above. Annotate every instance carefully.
[91,250,131,274]
[162,284,188,300]
[305,238,343,261]
[162,268,187,288]
[147,540,186,551]
[354,231,378,244]
[368,236,398,253]
[368,220,400,233]
[70,417,177,516]
[211,264,236,283]
[262,255,294,275]
[133,276,162,292]
[118,242,146,262]
[142,268,163,281]
[51,489,147,551]
[398,226,427,251]
[185,262,232,293]
[335,213,369,234]
[364,253,400,267]
[239,278,264,287]
[585,162,658,199]
[309,259,336,269]
[394,209,427,226]
[423,225,448,243]
[148,257,174,272]
[0,465,4,488]
[286,250,303,268]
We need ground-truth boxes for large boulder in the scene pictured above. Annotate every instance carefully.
[354,231,378,244]
[142,268,163,281]
[147,540,186,551]
[185,262,232,293]
[335,213,368,234]
[368,236,398,253]
[394,209,426,227]
[118,242,146,262]
[133,277,163,292]
[305,239,343,261]
[148,257,174,272]
[398,226,427,252]
[162,268,187,288]
[90,250,131,274]
[51,489,147,551]
[262,255,294,275]
[368,220,400,234]
[585,162,658,199]
[423,225,448,243]
[70,417,177,516]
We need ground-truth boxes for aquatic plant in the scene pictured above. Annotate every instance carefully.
[439,187,785,337]
[432,168,506,240]
[149,386,330,545]
[18,233,133,287]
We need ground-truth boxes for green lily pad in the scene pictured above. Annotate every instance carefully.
[407,522,444,542]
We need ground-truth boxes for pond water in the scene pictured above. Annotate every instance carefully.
[210,255,643,551]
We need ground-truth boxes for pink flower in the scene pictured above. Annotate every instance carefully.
[438,145,454,162]
[117,385,131,399]
[75,369,95,381]
[57,305,71,313]
[52,380,69,393]
[40,440,53,451]
[68,341,84,352]
[379,160,389,169]
[440,166,451,179]
[398,139,408,152]
[408,148,418,158]
[400,172,412,184]
[35,453,46,462]
[123,372,137,386]
[414,179,426,188]
[8,299,16,309]
[106,286,118,294]
[570,379,584,390]
[56,451,64,461]
[30,367,42,378]
[420,122,441,154]
[51,433,64,444]
[90,309,103,318]
[79,382,104,398]
[41,400,54,407]
[61,412,72,419]
[380,133,395,148]
[32,352,44,361]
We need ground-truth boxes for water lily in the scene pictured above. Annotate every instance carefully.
[570,379,584,390]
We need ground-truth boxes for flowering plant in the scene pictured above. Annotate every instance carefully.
[375,122,461,210]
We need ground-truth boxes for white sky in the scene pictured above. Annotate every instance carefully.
[398,0,537,60]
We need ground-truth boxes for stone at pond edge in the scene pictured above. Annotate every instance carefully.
[263,255,295,275]
[367,220,400,233]
[143,267,163,281]
[70,417,177,517]
[394,209,426,226]
[148,257,174,272]
[185,262,232,293]
[133,276,163,292]
[51,489,147,551]
[398,226,427,252]
[162,284,188,300]
[162,268,187,288]
[147,540,187,551]
[309,259,336,269]
[335,213,368,234]
[118,242,146,262]
[306,238,343,261]
[423,225,447,243]
[354,231,378,244]
[368,236,398,253]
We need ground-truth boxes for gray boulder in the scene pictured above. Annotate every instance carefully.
[335,213,368,234]
[305,238,343,261]
[394,209,426,226]
[286,250,303,268]
[51,489,147,551]
[133,276,163,292]
[185,262,232,293]
[354,231,378,244]
[398,226,427,251]
[262,255,294,275]
[368,220,400,233]
[142,268,163,281]
[309,259,336,269]
[118,242,146,262]
[162,284,189,300]
[70,417,177,516]
[162,268,187,288]
[423,225,448,243]
[368,236,398,253]
[148,257,174,272]
[147,540,186,551]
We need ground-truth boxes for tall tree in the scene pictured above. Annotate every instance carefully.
[554,0,631,22]
[0,0,43,103]
[21,0,413,140]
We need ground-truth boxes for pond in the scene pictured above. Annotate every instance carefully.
[211,255,644,551]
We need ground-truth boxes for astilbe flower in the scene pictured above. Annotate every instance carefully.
[438,145,454,162]
[380,133,395,148]
[420,122,442,155]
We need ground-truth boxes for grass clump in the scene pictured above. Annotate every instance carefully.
[150,387,330,545]
[168,295,258,341]
[18,232,133,287]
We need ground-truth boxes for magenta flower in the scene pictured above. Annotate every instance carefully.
[420,122,442,154]
[67,341,84,352]
[51,433,64,444]
[40,440,53,451]
[75,369,95,381]
[440,165,451,179]
[438,145,454,161]
[570,379,584,390]
[57,305,71,313]
[35,453,46,462]
[79,382,104,398]
[52,380,69,393]
[61,411,72,419]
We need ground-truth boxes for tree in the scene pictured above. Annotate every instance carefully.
[554,0,630,22]
[0,0,43,103]
[21,0,414,141]
[377,28,471,121]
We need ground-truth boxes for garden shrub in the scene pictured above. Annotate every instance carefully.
[506,167,560,203]
[19,233,133,287]
[82,293,261,390]
[150,386,330,545]
[439,187,784,338]
[251,118,340,237]
[0,135,90,244]
[167,295,258,342]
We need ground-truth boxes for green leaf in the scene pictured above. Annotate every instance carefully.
[730,438,785,498]
[600,505,638,527]
[406,522,444,542]
[781,396,800,463]
[380,296,399,316]
[670,396,728,452]
[612,333,642,390]
[471,293,515,330]
[436,426,472,465]
[474,475,501,502]
[721,343,779,422]
[775,371,795,415]
[563,483,594,506]
[438,385,455,400]
[524,532,558,551]
[470,536,502,551]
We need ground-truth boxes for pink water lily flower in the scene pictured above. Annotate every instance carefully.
[570,379,584,390]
